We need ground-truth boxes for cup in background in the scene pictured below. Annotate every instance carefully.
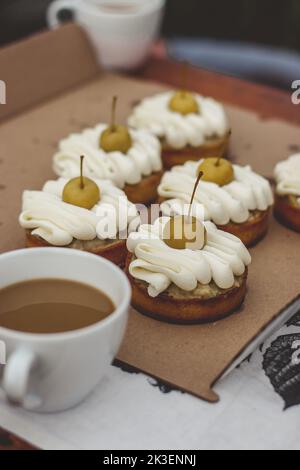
[0,248,131,413]
[47,0,166,70]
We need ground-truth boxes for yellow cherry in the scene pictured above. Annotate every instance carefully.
[100,125,132,153]
[168,62,199,116]
[198,157,234,186]
[163,215,206,250]
[163,171,207,251]
[63,156,100,210]
[169,91,199,116]
[100,96,132,154]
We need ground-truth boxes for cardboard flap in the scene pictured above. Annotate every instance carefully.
[0,71,300,402]
[0,24,99,122]
[0,23,300,403]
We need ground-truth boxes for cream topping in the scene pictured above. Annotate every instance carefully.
[159,161,273,225]
[53,124,162,188]
[275,153,300,201]
[128,91,229,149]
[19,178,140,246]
[127,217,251,297]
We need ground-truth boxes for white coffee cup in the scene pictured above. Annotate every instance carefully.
[47,0,166,70]
[0,248,131,413]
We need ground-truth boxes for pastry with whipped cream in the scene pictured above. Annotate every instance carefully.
[128,90,230,169]
[125,217,251,324]
[53,98,163,205]
[274,153,300,232]
[158,159,274,247]
[19,178,140,267]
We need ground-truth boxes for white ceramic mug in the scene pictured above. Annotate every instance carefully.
[47,0,166,70]
[0,248,131,413]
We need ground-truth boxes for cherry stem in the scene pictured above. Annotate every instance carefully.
[188,171,203,220]
[80,155,84,189]
[181,61,189,92]
[110,96,118,132]
[225,128,232,152]
[216,129,232,166]
[215,156,222,167]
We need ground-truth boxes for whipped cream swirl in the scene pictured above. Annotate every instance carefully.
[128,91,229,149]
[159,161,273,225]
[127,217,251,297]
[20,178,140,246]
[275,153,300,201]
[53,124,162,188]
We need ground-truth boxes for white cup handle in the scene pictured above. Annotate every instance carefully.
[2,349,39,408]
[47,0,78,29]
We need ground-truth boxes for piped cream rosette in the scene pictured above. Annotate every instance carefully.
[20,178,140,246]
[274,153,300,202]
[128,91,229,149]
[159,161,274,225]
[127,217,251,298]
[53,124,162,189]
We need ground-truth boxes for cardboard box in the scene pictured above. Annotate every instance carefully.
[0,24,300,402]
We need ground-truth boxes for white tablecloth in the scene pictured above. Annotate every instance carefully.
[1,311,300,450]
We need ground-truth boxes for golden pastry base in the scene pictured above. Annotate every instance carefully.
[125,254,248,324]
[274,194,300,233]
[161,134,230,170]
[218,208,272,247]
[26,231,127,267]
[124,171,163,205]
